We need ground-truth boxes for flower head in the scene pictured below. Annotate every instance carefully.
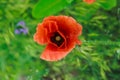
[15,21,28,35]
[83,0,96,4]
[34,15,82,61]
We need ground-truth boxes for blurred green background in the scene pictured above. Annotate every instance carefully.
[0,0,120,80]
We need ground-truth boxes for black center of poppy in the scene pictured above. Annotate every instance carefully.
[50,32,64,47]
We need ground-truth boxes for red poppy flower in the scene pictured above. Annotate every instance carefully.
[34,15,82,61]
[83,0,95,4]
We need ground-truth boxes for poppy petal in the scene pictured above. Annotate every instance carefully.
[34,21,59,45]
[34,24,48,44]
[40,43,75,61]
[76,39,82,45]
[65,37,78,50]
[43,21,58,33]
[42,15,82,37]
[83,0,95,4]
[57,16,82,37]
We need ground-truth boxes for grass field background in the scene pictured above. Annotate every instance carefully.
[0,0,120,80]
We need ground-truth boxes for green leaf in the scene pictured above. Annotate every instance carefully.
[32,0,71,18]
[66,0,74,3]
[99,0,117,10]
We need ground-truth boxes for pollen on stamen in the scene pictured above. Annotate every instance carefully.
[55,36,61,41]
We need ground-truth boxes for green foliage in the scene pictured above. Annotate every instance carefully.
[99,0,117,10]
[32,0,117,20]
[32,0,73,18]
[0,0,120,80]
[64,0,100,21]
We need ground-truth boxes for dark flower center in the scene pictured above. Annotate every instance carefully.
[50,32,64,47]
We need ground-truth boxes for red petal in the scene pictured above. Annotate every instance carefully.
[83,0,95,4]
[43,21,58,33]
[76,39,82,45]
[34,24,48,45]
[43,15,82,37]
[40,43,75,61]
[56,16,82,37]
[34,21,59,45]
